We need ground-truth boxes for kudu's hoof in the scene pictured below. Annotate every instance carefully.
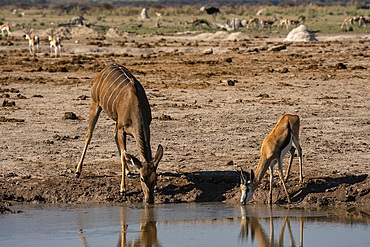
[75,173,80,179]
[119,192,126,198]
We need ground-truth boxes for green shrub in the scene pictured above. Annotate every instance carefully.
[307,9,318,18]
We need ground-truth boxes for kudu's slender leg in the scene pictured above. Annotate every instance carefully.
[114,126,131,177]
[116,127,127,197]
[75,102,102,179]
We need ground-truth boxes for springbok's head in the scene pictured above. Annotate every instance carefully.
[238,168,255,205]
[23,28,31,39]
[46,29,54,40]
[124,145,163,204]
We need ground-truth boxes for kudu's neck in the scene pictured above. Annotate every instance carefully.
[134,115,152,163]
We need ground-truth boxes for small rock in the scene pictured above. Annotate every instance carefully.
[62,112,78,120]
[268,45,286,52]
[203,48,213,55]
[158,114,173,120]
[335,63,347,70]
[2,99,15,107]
[227,80,235,86]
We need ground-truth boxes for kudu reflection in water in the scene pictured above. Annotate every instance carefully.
[240,206,304,247]
[119,205,161,247]
[77,206,160,247]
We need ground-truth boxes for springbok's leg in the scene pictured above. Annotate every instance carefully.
[75,102,102,179]
[116,127,127,198]
[114,126,130,177]
[284,146,296,182]
[269,166,273,204]
[292,138,303,182]
[296,143,303,182]
[278,158,291,203]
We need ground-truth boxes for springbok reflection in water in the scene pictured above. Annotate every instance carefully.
[240,206,304,247]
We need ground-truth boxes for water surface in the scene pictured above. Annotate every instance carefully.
[1,203,369,247]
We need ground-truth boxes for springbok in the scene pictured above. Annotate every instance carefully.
[185,19,211,27]
[246,18,259,29]
[46,30,61,57]
[288,19,300,28]
[260,17,278,32]
[359,16,369,31]
[75,63,164,204]
[24,28,39,56]
[0,24,11,39]
[341,17,354,31]
[238,114,303,204]
[277,18,289,30]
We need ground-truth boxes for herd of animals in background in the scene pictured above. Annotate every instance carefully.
[0,23,61,57]
[0,6,368,204]
[341,15,370,31]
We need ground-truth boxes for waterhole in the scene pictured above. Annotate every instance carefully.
[1,203,369,247]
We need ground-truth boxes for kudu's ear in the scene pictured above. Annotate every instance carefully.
[124,150,142,169]
[153,145,163,168]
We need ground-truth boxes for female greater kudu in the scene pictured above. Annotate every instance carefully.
[75,63,163,204]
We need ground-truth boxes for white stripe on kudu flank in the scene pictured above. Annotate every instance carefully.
[110,65,132,116]
[102,72,125,111]
[95,67,116,101]
[117,65,131,81]
[102,74,125,113]
[111,80,130,116]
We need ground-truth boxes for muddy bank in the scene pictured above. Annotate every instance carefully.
[0,32,369,212]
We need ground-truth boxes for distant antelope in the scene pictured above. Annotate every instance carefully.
[46,30,61,57]
[246,18,259,29]
[0,24,11,39]
[238,114,303,204]
[155,12,162,18]
[185,19,211,27]
[359,16,369,31]
[341,17,354,31]
[277,18,289,30]
[288,19,300,28]
[260,17,278,32]
[75,64,163,204]
[353,16,362,27]
[23,28,39,56]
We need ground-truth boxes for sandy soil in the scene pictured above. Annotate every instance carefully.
[0,30,369,212]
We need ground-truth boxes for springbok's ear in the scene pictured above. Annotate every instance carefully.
[153,145,163,168]
[250,169,255,184]
[238,167,246,184]
[124,151,142,169]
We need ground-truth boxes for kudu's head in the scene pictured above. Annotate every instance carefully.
[238,168,255,205]
[124,145,163,204]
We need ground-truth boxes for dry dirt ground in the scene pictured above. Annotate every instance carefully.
[0,30,369,213]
